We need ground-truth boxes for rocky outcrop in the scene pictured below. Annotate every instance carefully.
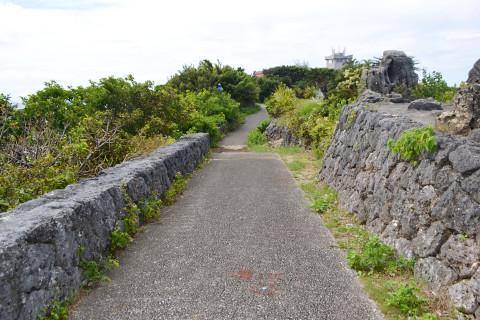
[264,120,303,147]
[361,50,418,95]
[320,103,480,315]
[468,59,480,84]
[0,133,210,320]
[437,59,480,135]
[408,98,443,111]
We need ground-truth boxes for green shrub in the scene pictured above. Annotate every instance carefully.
[110,229,131,252]
[303,86,317,99]
[257,76,281,102]
[123,204,140,237]
[347,237,415,274]
[168,59,260,108]
[78,259,110,284]
[347,237,395,272]
[413,70,457,103]
[385,282,427,316]
[163,173,187,205]
[246,129,267,147]
[141,195,163,222]
[387,126,438,166]
[257,118,271,133]
[265,84,296,117]
[301,184,337,214]
[38,300,69,320]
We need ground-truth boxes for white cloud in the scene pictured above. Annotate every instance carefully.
[0,0,479,101]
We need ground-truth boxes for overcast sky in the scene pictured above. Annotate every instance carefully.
[0,0,479,101]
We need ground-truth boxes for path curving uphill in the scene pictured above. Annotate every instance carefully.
[71,107,382,320]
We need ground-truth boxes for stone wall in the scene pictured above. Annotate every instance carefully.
[264,120,303,147]
[320,104,480,316]
[0,133,210,320]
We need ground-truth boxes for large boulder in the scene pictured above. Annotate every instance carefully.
[467,59,480,84]
[408,98,443,111]
[264,120,303,147]
[437,59,480,135]
[360,50,418,95]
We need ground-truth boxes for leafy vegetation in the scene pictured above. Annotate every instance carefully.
[387,126,438,166]
[256,118,271,133]
[163,172,188,205]
[301,183,337,214]
[168,59,259,109]
[347,237,415,274]
[78,260,110,284]
[110,229,131,252]
[0,61,259,213]
[140,194,163,222]
[247,129,267,147]
[38,300,69,320]
[413,70,457,103]
[265,84,296,117]
[386,282,428,316]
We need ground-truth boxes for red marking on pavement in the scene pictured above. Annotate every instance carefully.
[231,269,284,296]
[233,269,254,281]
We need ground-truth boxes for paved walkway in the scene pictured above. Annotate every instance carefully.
[71,107,382,320]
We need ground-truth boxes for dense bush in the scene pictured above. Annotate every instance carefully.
[413,70,457,103]
[168,60,259,108]
[256,77,281,102]
[261,65,340,98]
[265,84,296,117]
[0,60,257,213]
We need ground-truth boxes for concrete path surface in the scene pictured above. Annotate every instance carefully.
[70,107,382,320]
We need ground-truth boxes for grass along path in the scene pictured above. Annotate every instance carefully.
[247,137,456,320]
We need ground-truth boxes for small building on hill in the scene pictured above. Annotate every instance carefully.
[253,71,265,78]
[325,49,353,69]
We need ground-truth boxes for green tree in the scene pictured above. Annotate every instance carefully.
[413,70,456,102]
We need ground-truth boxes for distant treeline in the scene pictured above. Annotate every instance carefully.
[256,64,352,101]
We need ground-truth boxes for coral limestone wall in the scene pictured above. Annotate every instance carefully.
[0,133,209,320]
[320,104,480,315]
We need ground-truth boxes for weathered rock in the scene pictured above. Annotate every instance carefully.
[386,92,408,103]
[437,60,480,135]
[439,235,480,278]
[449,142,480,174]
[414,257,458,290]
[358,89,384,103]
[408,98,443,111]
[264,120,303,147]
[0,133,210,320]
[449,281,479,314]
[467,59,480,84]
[361,50,418,95]
[412,222,450,257]
[469,129,480,143]
[461,169,480,203]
